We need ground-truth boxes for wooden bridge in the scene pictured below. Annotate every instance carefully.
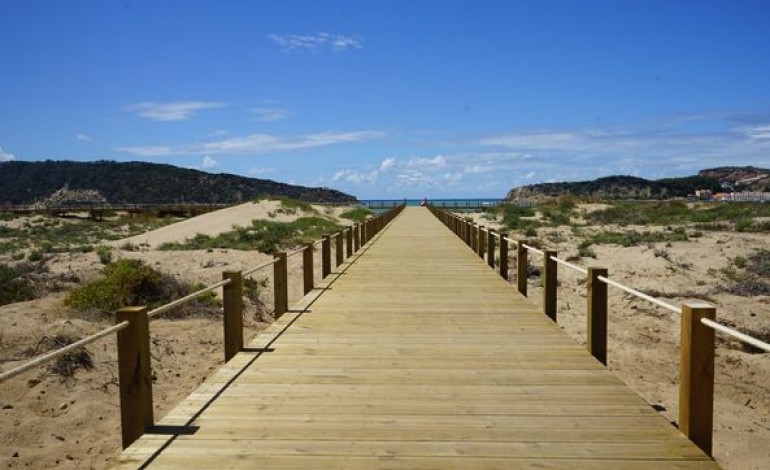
[116,207,718,469]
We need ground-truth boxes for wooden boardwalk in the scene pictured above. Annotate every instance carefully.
[117,207,719,469]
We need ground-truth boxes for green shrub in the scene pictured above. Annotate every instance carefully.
[537,201,575,226]
[64,259,219,317]
[96,245,112,265]
[28,250,43,261]
[583,229,688,247]
[339,207,373,223]
[0,263,37,305]
[734,256,747,269]
[65,259,163,312]
[577,243,597,258]
[502,204,535,229]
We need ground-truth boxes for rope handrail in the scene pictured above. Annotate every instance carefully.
[148,278,232,319]
[243,258,278,276]
[522,243,544,256]
[502,236,519,247]
[286,246,306,258]
[0,321,130,383]
[597,275,680,313]
[701,318,770,353]
[550,255,588,275]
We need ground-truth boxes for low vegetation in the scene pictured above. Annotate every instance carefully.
[588,200,770,230]
[0,213,180,258]
[24,334,94,381]
[158,217,344,254]
[722,250,770,297]
[64,259,220,317]
[339,207,373,223]
[0,262,37,305]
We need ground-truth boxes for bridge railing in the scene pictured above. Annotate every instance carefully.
[427,204,769,457]
[0,205,405,449]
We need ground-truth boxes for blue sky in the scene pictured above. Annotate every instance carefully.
[1,0,769,199]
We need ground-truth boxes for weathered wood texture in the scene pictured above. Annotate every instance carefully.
[116,207,718,469]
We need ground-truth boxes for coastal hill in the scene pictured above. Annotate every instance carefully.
[506,166,770,200]
[0,160,356,205]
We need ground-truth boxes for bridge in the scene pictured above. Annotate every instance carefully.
[0,202,231,219]
[114,207,718,469]
[360,199,528,210]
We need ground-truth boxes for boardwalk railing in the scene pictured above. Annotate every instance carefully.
[0,205,405,449]
[428,204,769,457]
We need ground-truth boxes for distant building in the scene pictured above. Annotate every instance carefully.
[716,192,770,202]
[694,189,713,200]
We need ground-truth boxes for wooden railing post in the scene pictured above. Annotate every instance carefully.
[543,250,557,321]
[116,306,153,449]
[487,229,495,268]
[346,228,353,258]
[465,221,472,246]
[322,235,331,278]
[273,252,288,318]
[302,243,314,295]
[499,235,509,280]
[471,223,477,251]
[517,240,528,296]
[478,226,486,259]
[354,223,361,252]
[587,267,608,365]
[222,271,244,362]
[335,231,344,267]
[679,301,716,456]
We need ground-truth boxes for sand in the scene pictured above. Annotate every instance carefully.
[1,203,768,469]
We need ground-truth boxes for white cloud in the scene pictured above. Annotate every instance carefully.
[741,125,770,140]
[250,108,290,122]
[524,171,536,179]
[332,168,378,184]
[405,155,446,170]
[269,32,364,52]
[475,123,770,177]
[114,145,173,157]
[128,101,225,122]
[116,130,385,157]
[464,164,495,174]
[379,157,396,172]
[201,156,217,169]
[0,147,16,162]
[76,133,93,142]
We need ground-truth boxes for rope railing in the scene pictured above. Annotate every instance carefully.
[550,255,588,275]
[243,258,278,276]
[596,275,681,314]
[0,203,407,451]
[522,243,544,256]
[286,246,306,258]
[0,321,130,383]
[502,236,519,246]
[148,278,232,319]
[701,318,770,353]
